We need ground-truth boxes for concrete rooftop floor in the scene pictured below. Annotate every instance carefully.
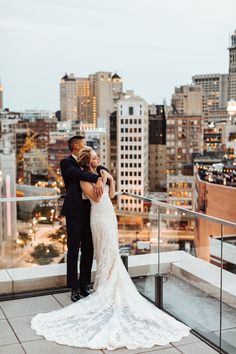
[0,291,220,354]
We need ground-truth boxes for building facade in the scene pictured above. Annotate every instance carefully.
[171,85,206,117]
[23,149,48,185]
[167,175,194,210]
[76,78,91,123]
[60,74,77,121]
[192,74,228,112]
[148,105,167,191]
[166,115,204,175]
[117,93,149,213]
[60,71,123,127]
[195,168,236,261]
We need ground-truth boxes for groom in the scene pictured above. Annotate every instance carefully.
[60,136,106,302]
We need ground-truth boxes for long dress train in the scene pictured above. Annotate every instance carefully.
[31,185,190,350]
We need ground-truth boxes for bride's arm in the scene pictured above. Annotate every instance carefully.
[108,178,115,199]
[101,170,115,199]
[80,173,107,202]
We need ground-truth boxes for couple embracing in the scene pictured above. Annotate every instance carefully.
[31,136,190,350]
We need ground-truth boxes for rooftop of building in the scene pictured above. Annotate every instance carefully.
[197,165,236,188]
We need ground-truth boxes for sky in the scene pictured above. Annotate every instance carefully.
[0,0,236,111]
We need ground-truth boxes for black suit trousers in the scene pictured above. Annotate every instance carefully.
[65,200,93,289]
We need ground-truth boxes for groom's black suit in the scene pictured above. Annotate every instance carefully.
[60,155,105,289]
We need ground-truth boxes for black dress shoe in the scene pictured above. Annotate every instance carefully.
[79,285,94,297]
[71,289,80,302]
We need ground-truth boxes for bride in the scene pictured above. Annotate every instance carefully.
[31,147,190,350]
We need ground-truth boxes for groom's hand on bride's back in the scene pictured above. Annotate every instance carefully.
[96,165,109,174]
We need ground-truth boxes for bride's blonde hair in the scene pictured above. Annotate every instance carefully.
[77,147,93,170]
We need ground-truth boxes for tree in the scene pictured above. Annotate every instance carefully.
[31,243,60,265]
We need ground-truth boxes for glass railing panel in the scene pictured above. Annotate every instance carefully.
[0,195,66,296]
[221,227,236,354]
[162,213,221,348]
[116,196,158,299]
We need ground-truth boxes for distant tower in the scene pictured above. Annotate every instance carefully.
[0,79,3,110]
[228,30,236,100]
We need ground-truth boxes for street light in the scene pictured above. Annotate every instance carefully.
[50,209,55,220]
[147,222,151,241]
[32,218,37,242]
[50,209,55,227]
[61,234,66,253]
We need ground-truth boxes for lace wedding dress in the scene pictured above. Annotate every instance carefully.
[31,185,190,350]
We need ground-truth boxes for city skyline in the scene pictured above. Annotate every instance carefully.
[0,0,236,111]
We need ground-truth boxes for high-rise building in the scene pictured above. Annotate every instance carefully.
[228,30,236,100]
[89,72,114,127]
[192,74,228,111]
[117,92,149,213]
[109,111,118,181]
[166,114,204,175]
[60,71,123,127]
[0,81,3,110]
[76,78,91,123]
[60,74,77,121]
[171,85,206,117]
[148,105,167,191]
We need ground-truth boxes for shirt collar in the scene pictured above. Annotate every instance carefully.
[71,154,78,161]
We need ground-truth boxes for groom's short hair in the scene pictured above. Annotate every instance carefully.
[68,136,85,152]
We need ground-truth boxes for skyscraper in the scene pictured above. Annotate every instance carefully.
[60,72,123,126]
[76,78,91,123]
[148,105,167,191]
[117,92,149,213]
[89,72,114,128]
[60,74,77,121]
[228,30,236,100]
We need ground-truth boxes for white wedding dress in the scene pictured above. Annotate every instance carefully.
[31,185,190,350]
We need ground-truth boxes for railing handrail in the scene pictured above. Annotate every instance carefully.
[1,191,236,229]
[123,192,236,229]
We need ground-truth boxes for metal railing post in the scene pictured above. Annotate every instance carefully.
[155,206,163,309]
[121,254,128,271]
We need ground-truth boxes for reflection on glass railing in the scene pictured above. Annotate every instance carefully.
[0,196,66,269]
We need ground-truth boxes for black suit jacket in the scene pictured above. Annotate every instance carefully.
[60,155,107,217]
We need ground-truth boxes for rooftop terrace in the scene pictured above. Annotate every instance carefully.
[0,291,219,354]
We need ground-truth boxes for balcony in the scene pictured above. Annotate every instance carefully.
[1,192,236,353]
